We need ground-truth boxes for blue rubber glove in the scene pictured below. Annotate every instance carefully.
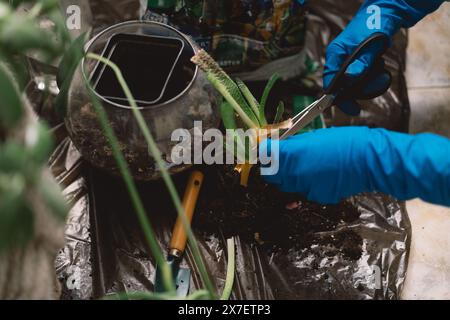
[260,127,450,206]
[324,0,446,115]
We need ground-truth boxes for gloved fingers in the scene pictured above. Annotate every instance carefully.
[259,136,307,186]
[335,98,361,116]
[344,39,386,81]
[324,34,391,102]
[334,68,391,114]
[338,69,391,103]
[259,138,282,184]
[323,40,347,91]
[359,70,392,99]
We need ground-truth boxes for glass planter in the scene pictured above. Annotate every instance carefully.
[65,21,220,180]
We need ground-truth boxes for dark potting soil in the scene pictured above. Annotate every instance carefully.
[194,165,363,261]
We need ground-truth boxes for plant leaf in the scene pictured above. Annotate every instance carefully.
[0,64,23,129]
[0,142,28,173]
[274,101,285,124]
[235,79,260,122]
[259,73,280,123]
[220,101,237,130]
[0,15,58,56]
[192,50,259,129]
[0,176,34,252]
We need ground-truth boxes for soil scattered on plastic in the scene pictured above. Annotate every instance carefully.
[195,165,363,261]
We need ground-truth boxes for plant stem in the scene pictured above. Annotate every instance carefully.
[221,237,236,300]
[87,53,217,299]
[83,65,175,294]
[186,290,211,300]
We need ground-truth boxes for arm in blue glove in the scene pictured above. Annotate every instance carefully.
[324,0,446,115]
[260,127,450,206]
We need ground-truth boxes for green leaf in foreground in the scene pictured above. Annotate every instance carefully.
[0,15,58,56]
[0,176,34,252]
[0,143,28,173]
[0,64,22,129]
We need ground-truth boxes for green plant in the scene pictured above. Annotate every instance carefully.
[192,50,284,132]
[0,0,71,252]
[82,53,238,300]
[83,53,218,298]
[191,49,287,185]
[1,1,236,300]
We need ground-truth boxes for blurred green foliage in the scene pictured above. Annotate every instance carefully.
[0,0,71,252]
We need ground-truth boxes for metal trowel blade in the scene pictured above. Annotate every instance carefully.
[154,258,191,297]
[175,267,191,297]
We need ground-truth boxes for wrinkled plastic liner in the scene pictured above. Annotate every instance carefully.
[52,142,410,300]
[49,0,412,300]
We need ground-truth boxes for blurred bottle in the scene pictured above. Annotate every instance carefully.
[144,0,177,23]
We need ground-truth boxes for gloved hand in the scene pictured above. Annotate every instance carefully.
[324,0,445,115]
[260,127,450,206]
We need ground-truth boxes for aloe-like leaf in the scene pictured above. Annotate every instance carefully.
[55,32,88,117]
[0,63,23,129]
[192,50,259,129]
[274,101,285,124]
[220,101,237,130]
[259,73,280,124]
[224,130,246,164]
[235,78,260,121]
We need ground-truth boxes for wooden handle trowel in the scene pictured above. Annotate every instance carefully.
[154,170,204,297]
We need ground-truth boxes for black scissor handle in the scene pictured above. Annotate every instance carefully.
[324,32,391,98]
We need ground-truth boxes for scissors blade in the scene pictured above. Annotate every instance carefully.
[280,94,335,140]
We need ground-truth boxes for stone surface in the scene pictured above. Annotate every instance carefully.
[402,2,450,300]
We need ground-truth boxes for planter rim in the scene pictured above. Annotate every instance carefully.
[81,20,199,111]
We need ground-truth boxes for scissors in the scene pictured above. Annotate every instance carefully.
[280,33,391,140]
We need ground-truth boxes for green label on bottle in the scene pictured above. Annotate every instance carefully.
[147,0,176,10]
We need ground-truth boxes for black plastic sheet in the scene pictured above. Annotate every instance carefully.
[46,0,412,300]
[51,144,410,300]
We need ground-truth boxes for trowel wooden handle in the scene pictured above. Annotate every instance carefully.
[169,170,204,257]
